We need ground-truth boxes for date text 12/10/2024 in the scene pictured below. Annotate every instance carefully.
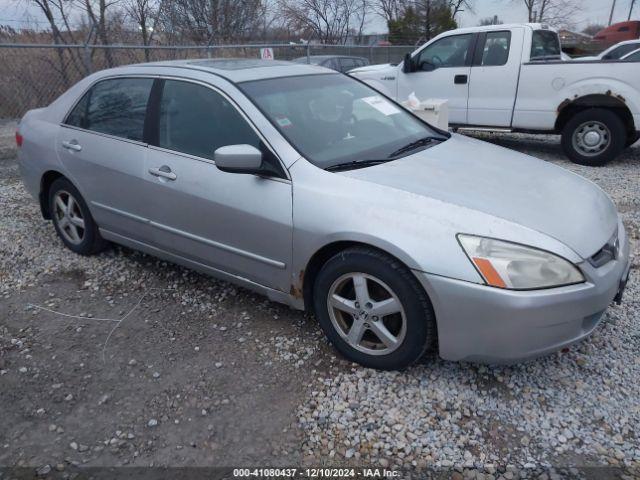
[233,468,401,478]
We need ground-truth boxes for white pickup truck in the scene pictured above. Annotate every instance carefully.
[349,23,640,166]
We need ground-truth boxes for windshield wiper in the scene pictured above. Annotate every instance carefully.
[386,136,435,158]
[325,159,392,172]
[325,136,440,172]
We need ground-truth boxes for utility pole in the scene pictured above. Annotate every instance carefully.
[629,0,637,20]
[608,0,617,25]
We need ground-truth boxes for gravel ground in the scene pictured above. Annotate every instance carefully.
[1,119,639,478]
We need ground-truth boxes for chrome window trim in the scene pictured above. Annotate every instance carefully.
[59,72,291,181]
[59,124,148,148]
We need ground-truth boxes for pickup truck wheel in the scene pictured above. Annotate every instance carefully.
[313,247,436,370]
[561,109,626,166]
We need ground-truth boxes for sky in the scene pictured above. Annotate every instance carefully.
[0,0,637,34]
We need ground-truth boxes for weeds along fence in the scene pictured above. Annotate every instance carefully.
[0,43,414,119]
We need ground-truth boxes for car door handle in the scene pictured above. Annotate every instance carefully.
[148,166,177,181]
[454,74,468,85]
[62,140,82,152]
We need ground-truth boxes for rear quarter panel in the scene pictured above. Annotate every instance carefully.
[18,108,63,201]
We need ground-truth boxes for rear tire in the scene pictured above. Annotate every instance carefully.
[626,131,640,148]
[48,177,107,255]
[313,247,436,370]
[561,108,626,166]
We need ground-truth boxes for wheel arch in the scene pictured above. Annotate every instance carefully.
[555,94,635,139]
[300,240,430,314]
[39,170,66,219]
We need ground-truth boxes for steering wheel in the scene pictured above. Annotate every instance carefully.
[431,55,443,66]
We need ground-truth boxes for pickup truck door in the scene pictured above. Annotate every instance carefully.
[397,33,475,124]
[467,28,524,126]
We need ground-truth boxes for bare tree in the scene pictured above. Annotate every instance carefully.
[160,0,264,44]
[513,0,578,28]
[123,0,163,59]
[479,15,502,26]
[581,23,604,36]
[278,0,368,44]
[447,0,472,20]
[373,0,407,23]
[77,0,123,66]
[17,0,90,80]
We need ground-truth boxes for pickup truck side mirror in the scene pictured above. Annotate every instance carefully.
[214,144,264,175]
[402,53,415,73]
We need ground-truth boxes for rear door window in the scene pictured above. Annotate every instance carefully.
[65,78,153,142]
[479,31,511,66]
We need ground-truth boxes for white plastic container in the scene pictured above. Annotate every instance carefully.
[401,96,449,131]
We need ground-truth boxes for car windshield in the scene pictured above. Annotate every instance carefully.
[240,74,445,169]
[605,43,640,59]
[625,50,640,61]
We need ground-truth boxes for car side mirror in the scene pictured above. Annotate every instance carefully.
[214,144,264,175]
[402,53,415,73]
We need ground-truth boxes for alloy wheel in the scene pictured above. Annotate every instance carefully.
[327,272,406,356]
[53,190,85,245]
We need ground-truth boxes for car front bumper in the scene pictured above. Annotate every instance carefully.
[416,222,630,364]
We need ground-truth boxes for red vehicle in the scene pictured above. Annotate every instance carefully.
[594,21,640,46]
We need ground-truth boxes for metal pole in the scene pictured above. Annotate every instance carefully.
[629,0,637,20]
[306,42,310,64]
[609,0,617,25]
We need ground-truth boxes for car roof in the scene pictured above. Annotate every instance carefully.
[446,23,547,35]
[122,58,334,83]
[607,39,640,49]
[599,39,640,56]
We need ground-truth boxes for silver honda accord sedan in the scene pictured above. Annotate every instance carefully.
[17,59,630,370]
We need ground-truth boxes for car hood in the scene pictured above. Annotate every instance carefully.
[339,134,618,259]
[349,63,395,74]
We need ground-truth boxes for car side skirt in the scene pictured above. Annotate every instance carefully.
[100,229,304,310]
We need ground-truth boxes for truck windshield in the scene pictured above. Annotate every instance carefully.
[530,30,561,60]
[240,74,446,170]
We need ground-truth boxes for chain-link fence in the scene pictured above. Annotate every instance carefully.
[0,43,414,119]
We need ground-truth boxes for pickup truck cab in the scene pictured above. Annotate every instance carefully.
[350,24,640,166]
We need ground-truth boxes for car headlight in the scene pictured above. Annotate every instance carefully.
[457,235,585,290]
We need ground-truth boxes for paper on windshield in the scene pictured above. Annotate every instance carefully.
[361,95,400,116]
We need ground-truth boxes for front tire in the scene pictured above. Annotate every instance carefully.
[561,108,626,166]
[48,177,107,255]
[313,247,436,370]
